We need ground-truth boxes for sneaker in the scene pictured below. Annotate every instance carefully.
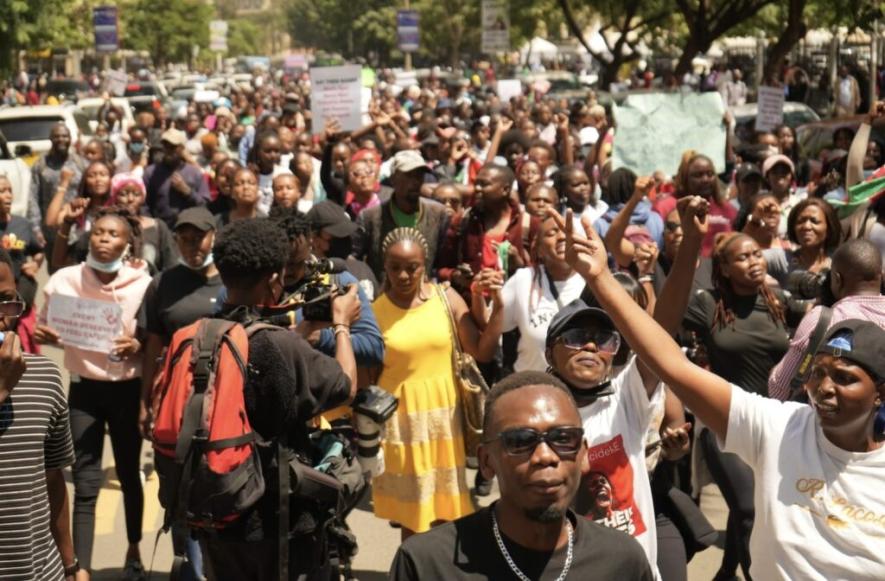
[122,558,146,581]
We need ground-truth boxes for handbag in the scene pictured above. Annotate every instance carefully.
[436,284,490,459]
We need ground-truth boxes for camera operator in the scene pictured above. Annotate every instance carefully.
[205,217,359,580]
[270,206,384,370]
[769,239,885,401]
[306,201,379,301]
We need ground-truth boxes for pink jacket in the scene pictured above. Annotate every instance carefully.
[39,263,152,382]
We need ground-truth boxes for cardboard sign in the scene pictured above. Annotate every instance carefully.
[46,294,122,353]
[613,91,726,177]
[106,70,128,97]
[497,79,522,102]
[310,65,363,133]
[755,86,785,133]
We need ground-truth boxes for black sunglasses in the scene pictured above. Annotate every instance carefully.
[0,294,24,318]
[664,221,682,232]
[486,427,585,457]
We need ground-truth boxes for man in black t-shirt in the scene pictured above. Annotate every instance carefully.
[200,218,360,580]
[390,371,652,581]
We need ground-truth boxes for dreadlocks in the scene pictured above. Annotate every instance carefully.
[711,232,784,330]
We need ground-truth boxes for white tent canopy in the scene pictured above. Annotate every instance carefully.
[519,37,559,66]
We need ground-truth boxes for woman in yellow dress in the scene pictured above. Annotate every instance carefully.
[372,227,503,540]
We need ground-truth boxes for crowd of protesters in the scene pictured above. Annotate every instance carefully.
[0,60,884,581]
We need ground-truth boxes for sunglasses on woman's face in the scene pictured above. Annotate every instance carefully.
[664,221,682,233]
[558,327,621,354]
[486,426,585,457]
[0,294,25,318]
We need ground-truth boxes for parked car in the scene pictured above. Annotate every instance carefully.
[44,78,92,103]
[123,81,169,114]
[796,115,885,179]
[731,101,820,145]
[0,104,93,162]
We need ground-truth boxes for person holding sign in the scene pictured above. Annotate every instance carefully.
[35,207,152,580]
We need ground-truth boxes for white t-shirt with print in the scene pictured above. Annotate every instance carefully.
[575,357,664,578]
[724,386,885,580]
[500,266,585,372]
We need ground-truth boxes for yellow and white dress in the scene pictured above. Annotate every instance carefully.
[371,290,474,533]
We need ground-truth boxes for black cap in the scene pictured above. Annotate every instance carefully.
[816,319,885,382]
[174,207,216,232]
[735,162,763,183]
[545,299,616,348]
[306,201,358,238]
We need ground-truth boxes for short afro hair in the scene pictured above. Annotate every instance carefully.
[482,371,576,435]
[213,217,289,290]
[269,205,311,240]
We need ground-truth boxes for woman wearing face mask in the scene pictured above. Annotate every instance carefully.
[683,232,804,581]
[111,173,178,274]
[48,160,114,270]
[763,198,842,291]
[115,127,149,177]
[372,227,500,542]
[762,154,806,238]
[137,207,219,581]
[35,207,152,580]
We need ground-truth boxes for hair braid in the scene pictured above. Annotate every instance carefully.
[381,227,430,296]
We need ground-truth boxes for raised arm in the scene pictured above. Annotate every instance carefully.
[846,102,882,189]
[552,209,732,438]
[603,176,653,267]
[485,117,513,164]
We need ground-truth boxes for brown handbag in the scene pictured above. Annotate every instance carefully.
[436,284,490,459]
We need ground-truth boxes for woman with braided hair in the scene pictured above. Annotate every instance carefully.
[372,227,501,541]
[682,232,805,581]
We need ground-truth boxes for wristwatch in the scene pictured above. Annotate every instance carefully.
[64,557,80,576]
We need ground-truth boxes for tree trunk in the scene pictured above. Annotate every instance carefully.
[762,0,807,83]
[674,35,706,79]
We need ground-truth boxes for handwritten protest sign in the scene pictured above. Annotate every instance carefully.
[613,92,726,177]
[755,86,785,132]
[46,294,122,353]
[497,79,522,103]
[310,65,363,133]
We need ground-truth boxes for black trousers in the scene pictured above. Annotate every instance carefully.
[200,537,332,581]
[69,377,144,570]
[699,428,754,581]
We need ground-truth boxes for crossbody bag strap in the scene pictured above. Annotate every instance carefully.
[436,283,464,357]
[789,306,833,395]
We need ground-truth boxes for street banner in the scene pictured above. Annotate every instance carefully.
[310,65,364,133]
[93,6,119,52]
[496,79,522,102]
[209,20,229,53]
[481,0,510,53]
[285,54,308,72]
[397,10,420,53]
[613,92,726,177]
[755,86,785,132]
[47,294,123,353]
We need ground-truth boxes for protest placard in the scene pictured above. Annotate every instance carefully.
[46,294,123,353]
[613,92,726,177]
[105,70,128,97]
[310,65,363,133]
[497,79,522,103]
[755,86,785,133]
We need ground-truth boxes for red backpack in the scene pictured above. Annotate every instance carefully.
[151,318,268,531]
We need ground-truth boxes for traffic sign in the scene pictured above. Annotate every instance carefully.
[93,6,119,52]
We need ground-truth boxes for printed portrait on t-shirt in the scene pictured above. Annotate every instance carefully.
[575,434,647,537]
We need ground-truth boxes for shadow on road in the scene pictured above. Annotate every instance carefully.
[349,570,389,581]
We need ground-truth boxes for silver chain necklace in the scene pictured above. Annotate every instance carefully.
[491,508,574,581]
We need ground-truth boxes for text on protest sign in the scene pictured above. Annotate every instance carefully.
[46,294,123,353]
[310,65,364,133]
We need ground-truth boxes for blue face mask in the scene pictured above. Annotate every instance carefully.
[129,142,146,154]
[179,252,214,271]
[86,251,125,274]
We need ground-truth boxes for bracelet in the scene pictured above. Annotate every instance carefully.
[637,275,654,284]
[63,557,80,576]
[333,325,350,337]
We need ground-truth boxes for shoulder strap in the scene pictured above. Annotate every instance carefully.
[436,283,464,357]
[278,432,289,581]
[789,306,833,393]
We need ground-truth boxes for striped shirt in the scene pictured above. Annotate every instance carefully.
[0,354,75,581]
[768,294,885,400]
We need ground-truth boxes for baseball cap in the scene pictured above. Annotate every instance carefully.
[762,154,795,176]
[174,207,216,232]
[160,128,187,147]
[306,201,358,238]
[735,162,763,183]
[545,299,616,348]
[816,319,885,382]
[390,150,431,174]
